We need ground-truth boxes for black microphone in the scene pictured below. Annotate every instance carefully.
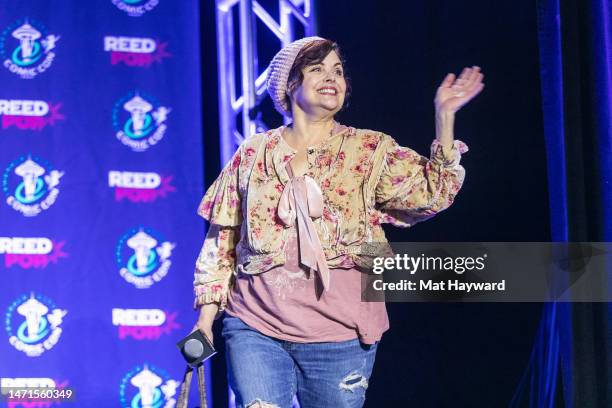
[177,329,216,367]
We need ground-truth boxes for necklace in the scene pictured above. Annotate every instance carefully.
[282,121,337,151]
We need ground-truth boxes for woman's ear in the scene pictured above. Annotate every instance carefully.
[286,88,293,105]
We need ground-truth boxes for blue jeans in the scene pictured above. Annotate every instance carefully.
[222,315,379,408]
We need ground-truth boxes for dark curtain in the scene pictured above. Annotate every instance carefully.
[518,0,612,406]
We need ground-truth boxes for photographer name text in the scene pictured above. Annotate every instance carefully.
[373,279,506,292]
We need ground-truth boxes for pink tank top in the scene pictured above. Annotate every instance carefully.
[224,165,389,344]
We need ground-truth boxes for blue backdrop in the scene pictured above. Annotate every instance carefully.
[0,1,205,406]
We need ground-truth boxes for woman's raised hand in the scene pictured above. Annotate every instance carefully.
[435,66,485,114]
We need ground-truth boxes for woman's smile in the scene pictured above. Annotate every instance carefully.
[317,86,338,95]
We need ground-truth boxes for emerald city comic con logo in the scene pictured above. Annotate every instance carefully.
[112,91,171,152]
[119,364,178,408]
[2,155,63,216]
[0,19,59,79]
[112,0,160,17]
[116,227,175,289]
[5,293,67,357]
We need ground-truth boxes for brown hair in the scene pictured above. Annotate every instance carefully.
[285,39,352,114]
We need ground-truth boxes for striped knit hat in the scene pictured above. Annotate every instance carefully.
[266,36,326,117]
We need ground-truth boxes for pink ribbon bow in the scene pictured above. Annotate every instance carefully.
[277,174,331,292]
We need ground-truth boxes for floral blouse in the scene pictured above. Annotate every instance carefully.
[194,120,468,315]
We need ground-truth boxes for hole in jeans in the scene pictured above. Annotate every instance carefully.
[339,372,369,392]
[245,398,280,408]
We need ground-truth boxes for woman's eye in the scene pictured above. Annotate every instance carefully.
[311,67,321,72]
[336,70,343,76]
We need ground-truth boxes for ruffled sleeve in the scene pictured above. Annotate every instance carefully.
[197,145,243,226]
[374,134,468,227]
[193,146,243,317]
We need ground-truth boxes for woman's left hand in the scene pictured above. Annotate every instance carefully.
[435,66,485,114]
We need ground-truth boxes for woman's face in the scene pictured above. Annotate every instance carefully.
[290,51,347,117]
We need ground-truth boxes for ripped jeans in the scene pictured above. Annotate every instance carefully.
[222,315,379,408]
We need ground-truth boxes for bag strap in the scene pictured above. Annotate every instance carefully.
[176,366,193,408]
[197,364,207,408]
[176,364,208,408]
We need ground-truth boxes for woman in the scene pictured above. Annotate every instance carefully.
[192,36,484,408]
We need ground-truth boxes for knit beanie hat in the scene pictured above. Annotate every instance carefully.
[266,36,326,117]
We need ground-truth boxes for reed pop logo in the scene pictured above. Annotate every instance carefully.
[0,237,68,268]
[0,99,65,131]
[112,308,180,340]
[104,36,170,67]
[108,171,176,202]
